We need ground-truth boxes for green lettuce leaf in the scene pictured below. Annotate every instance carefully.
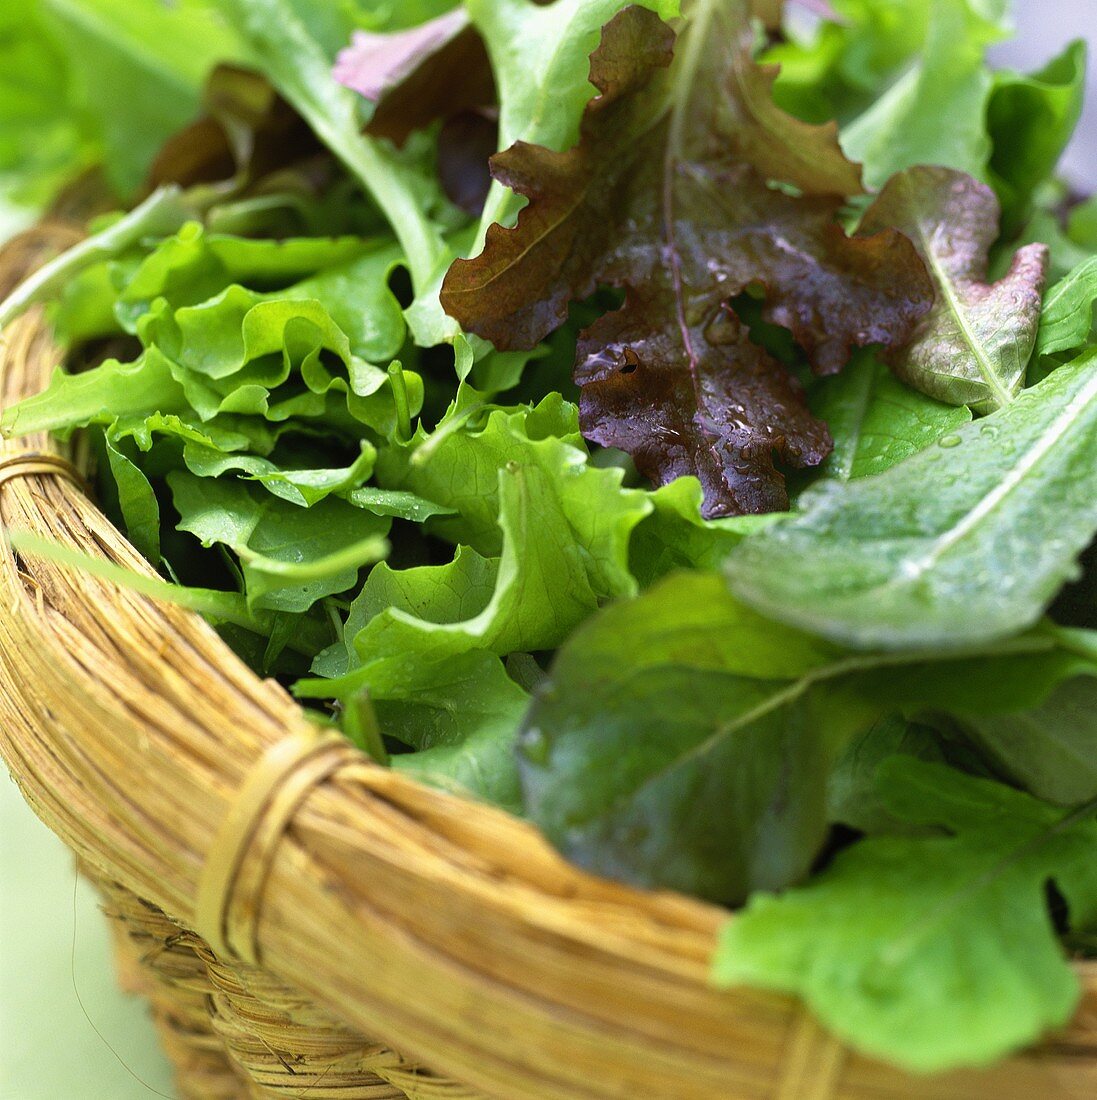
[943,670,1097,805]
[714,759,1097,1072]
[837,0,1005,189]
[987,39,1087,237]
[810,350,971,480]
[112,223,371,330]
[384,650,529,811]
[1036,256,1097,359]
[169,471,389,611]
[181,441,376,507]
[517,571,1081,903]
[724,350,1097,650]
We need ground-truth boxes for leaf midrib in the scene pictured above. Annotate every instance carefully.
[918,220,1013,408]
[595,633,1053,816]
[895,361,1097,585]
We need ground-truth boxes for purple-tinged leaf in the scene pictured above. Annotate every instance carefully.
[862,166,1050,413]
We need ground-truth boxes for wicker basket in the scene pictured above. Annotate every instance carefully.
[1,222,1095,1100]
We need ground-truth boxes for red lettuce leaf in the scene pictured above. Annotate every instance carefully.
[442,3,933,516]
[334,10,494,147]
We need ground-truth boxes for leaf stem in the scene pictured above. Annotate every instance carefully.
[345,690,390,765]
[388,362,412,443]
[215,0,447,291]
[6,529,329,656]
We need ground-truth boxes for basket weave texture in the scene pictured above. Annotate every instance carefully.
[1,223,1096,1100]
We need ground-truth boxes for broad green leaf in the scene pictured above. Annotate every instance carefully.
[1036,256,1097,359]
[2,348,189,439]
[725,350,1097,650]
[322,432,650,685]
[518,572,847,903]
[986,40,1087,238]
[380,651,529,811]
[860,167,1048,414]
[839,0,1005,189]
[825,715,959,834]
[945,673,1097,806]
[103,431,161,563]
[169,471,389,611]
[518,572,1069,903]
[714,760,1097,1072]
[811,350,971,480]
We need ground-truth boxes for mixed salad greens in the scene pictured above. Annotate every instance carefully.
[3,0,1097,1075]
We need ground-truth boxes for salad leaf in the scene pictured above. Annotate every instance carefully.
[384,650,529,811]
[838,0,1005,189]
[860,166,1049,413]
[725,350,1097,650]
[825,715,962,834]
[103,432,163,563]
[518,571,1076,903]
[811,350,971,481]
[518,572,844,903]
[375,392,647,575]
[169,471,389,611]
[715,759,1097,1072]
[334,9,494,147]
[443,4,932,515]
[111,224,372,330]
[945,673,1097,806]
[2,349,189,438]
[1036,256,1097,359]
[0,0,242,206]
[181,441,376,507]
[214,0,448,290]
[987,40,1087,238]
[764,0,937,126]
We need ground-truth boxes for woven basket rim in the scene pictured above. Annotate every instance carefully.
[1,221,1095,1100]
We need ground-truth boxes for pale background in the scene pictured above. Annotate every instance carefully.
[2,2,1096,1097]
